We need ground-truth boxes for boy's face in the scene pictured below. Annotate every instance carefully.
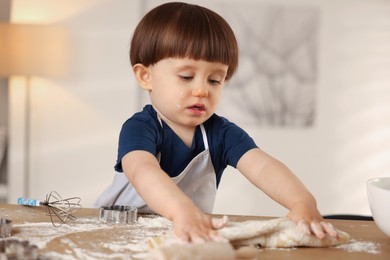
[136,58,228,130]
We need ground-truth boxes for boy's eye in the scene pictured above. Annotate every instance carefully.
[179,75,193,81]
[209,79,221,85]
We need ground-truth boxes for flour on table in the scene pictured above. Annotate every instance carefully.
[336,239,381,254]
[10,215,172,259]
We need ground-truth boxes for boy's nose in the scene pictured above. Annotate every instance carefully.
[192,85,209,98]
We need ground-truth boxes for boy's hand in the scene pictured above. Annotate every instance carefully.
[287,202,338,239]
[172,209,228,243]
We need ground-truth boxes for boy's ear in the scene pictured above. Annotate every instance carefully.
[133,64,152,90]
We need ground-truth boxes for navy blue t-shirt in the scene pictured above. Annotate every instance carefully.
[115,105,258,187]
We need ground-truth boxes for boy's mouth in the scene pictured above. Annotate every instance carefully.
[188,104,205,111]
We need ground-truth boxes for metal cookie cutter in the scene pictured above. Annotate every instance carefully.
[99,205,137,224]
[0,219,12,238]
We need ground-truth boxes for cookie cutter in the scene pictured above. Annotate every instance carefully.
[0,219,12,238]
[99,205,137,224]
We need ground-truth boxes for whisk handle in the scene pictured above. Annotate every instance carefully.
[17,197,42,206]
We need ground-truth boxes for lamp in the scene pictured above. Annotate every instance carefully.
[0,22,68,197]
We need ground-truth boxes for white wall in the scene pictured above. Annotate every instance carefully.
[8,0,390,218]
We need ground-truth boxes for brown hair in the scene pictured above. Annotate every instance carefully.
[130,2,238,81]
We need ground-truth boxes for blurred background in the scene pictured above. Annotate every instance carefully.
[0,0,389,218]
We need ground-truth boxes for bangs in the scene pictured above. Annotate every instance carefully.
[130,2,238,80]
[160,6,237,70]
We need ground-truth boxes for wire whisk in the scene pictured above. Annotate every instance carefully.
[18,191,82,227]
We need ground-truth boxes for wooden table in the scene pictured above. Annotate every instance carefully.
[1,203,389,259]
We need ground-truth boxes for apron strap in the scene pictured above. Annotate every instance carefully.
[157,114,209,151]
[199,124,209,150]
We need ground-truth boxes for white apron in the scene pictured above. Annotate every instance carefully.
[94,124,217,214]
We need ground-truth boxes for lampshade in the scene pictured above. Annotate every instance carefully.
[0,22,68,77]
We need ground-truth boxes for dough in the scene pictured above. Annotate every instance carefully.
[148,217,350,259]
[218,217,350,248]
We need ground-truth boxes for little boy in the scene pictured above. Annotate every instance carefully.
[95,2,337,242]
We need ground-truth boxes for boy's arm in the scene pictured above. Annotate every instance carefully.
[237,148,337,238]
[121,150,221,242]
